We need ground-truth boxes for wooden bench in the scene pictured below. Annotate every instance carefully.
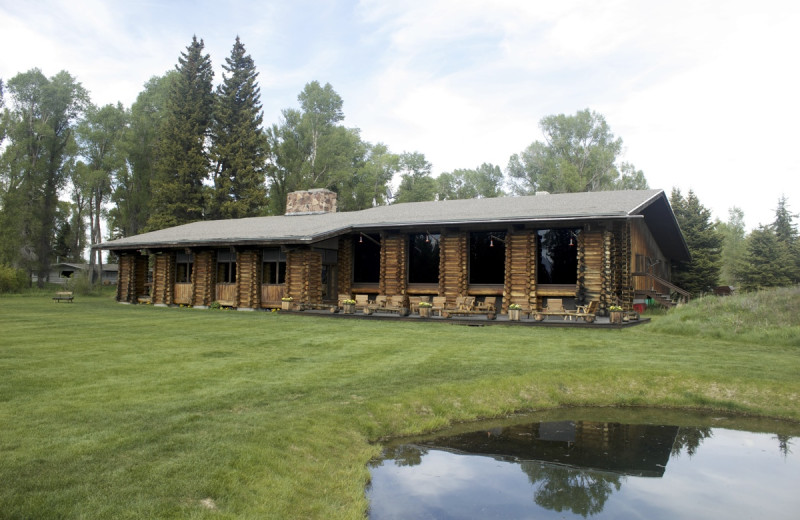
[533,298,575,321]
[443,296,496,320]
[53,291,74,303]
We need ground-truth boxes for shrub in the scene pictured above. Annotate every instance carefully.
[65,269,99,296]
[0,264,28,293]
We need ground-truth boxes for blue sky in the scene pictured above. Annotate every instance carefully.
[2,0,798,230]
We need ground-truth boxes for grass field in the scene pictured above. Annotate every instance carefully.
[1,287,799,518]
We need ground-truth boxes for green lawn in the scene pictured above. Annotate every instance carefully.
[2,288,799,519]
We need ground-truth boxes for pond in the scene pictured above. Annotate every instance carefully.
[367,408,800,519]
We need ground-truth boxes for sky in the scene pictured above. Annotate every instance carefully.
[1,0,798,230]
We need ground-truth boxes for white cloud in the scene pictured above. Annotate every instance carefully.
[2,0,798,228]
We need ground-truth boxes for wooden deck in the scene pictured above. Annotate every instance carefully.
[284,308,649,328]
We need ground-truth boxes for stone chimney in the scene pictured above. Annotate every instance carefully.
[285,189,338,215]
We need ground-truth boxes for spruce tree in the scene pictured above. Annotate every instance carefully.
[772,196,800,284]
[738,225,793,291]
[670,189,722,296]
[147,36,214,231]
[208,37,268,220]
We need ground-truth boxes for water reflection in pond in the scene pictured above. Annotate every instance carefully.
[367,409,800,519]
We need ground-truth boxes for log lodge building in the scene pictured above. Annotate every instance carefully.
[97,188,690,316]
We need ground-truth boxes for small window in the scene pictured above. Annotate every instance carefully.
[217,250,237,284]
[176,253,193,283]
[262,248,286,285]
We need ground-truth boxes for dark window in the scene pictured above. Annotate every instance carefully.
[469,231,506,284]
[353,234,381,283]
[262,248,286,284]
[408,233,440,284]
[176,253,193,283]
[217,250,236,283]
[537,229,578,284]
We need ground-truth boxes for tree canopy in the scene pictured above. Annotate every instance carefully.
[0,69,89,285]
[147,36,214,231]
[508,109,648,195]
[208,37,268,220]
[670,189,722,296]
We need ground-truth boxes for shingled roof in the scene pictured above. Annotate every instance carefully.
[97,189,689,261]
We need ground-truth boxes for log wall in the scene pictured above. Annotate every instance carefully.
[502,230,536,312]
[380,233,407,299]
[337,237,352,296]
[439,231,467,305]
[151,251,175,305]
[580,229,604,305]
[116,253,139,303]
[236,250,261,309]
[192,250,215,307]
[286,248,322,304]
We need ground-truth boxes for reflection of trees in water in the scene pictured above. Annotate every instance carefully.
[776,434,793,457]
[671,427,713,457]
[373,444,427,468]
[520,461,622,518]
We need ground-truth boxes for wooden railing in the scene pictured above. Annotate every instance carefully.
[173,283,192,305]
[632,272,690,304]
[215,284,236,306]
[260,284,285,308]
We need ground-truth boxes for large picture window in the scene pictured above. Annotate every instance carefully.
[217,250,237,284]
[469,231,506,284]
[408,233,440,284]
[537,229,579,284]
[262,248,286,284]
[353,234,381,284]
[175,253,193,283]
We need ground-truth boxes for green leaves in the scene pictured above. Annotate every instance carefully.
[508,109,647,195]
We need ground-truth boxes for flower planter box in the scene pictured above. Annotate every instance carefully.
[343,303,355,314]
[509,309,521,321]
[281,301,292,311]
[609,311,623,324]
[419,307,431,318]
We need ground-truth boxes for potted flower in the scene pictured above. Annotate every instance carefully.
[608,305,623,324]
[342,299,356,314]
[508,303,522,321]
[281,296,293,311]
[418,301,433,318]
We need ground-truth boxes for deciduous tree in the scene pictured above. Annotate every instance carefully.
[436,163,505,200]
[110,72,175,238]
[393,152,436,203]
[0,69,88,285]
[508,109,648,194]
[76,102,128,280]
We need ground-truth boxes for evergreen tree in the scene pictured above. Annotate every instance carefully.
[670,188,722,296]
[772,196,800,284]
[147,36,214,231]
[208,37,268,220]
[738,225,793,291]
